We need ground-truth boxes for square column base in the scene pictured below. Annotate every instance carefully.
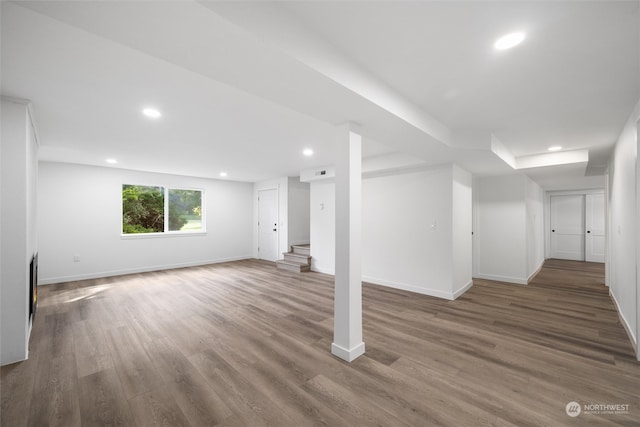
[331,341,365,362]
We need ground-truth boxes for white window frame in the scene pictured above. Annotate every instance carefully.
[121,184,206,238]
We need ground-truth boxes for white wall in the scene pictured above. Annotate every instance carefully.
[452,165,473,295]
[526,177,545,279]
[1,99,38,365]
[287,177,310,246]
[608,98,640,355]
[475,174,528,284]
[39,162,253,284]
[310,180,335,274]
[310,164,473,300]
[362,167,453,297]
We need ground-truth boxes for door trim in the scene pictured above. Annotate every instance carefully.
[585,193,605,263]
[550,194,585,261]
[257,188,279,261]
[544,189,605,260]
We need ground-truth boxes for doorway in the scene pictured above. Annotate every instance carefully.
[258,188,279,261]
[550,194,605,262]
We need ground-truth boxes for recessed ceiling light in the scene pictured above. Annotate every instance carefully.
[219,172,228,177]
[548,146,563,152]
[142,108,161,119]
[106,158,117,164]
[494,32,526,50]
[303,149,314,156]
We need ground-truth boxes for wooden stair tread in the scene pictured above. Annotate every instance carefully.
[277,259,309,267]
[277,245,311,272]
[283,252,311,260]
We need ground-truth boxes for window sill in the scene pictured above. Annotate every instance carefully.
[121,232,207,240]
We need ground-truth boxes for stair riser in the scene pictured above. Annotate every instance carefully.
[277,263,310,272]
[283,254,311,264]
[292,247,310,256]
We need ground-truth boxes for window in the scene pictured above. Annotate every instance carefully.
[122,185,203,235]
[168,189,203,231]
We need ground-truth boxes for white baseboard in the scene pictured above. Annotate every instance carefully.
[310,264,335,275]
[363,275,459,300]
[38,255,254,285]
[453,280,473,299]
[473,273,528,285]
[308,272,473,301]
[331,341,365,362]
[527,260,545,283]
[609,289,638,353]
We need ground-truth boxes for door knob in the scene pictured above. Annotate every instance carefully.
[587,230,591,233]
[552,229,555,232]
[273,228,277,231]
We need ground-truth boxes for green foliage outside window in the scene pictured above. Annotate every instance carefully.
[122,185,203,234]
[122,185,164,234]
[169,189,202,231]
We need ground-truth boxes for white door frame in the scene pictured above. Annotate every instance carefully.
[635,120,640,360]
[544,189,605,260]
[585,193,605,263]
[257,187,279,261]
[550,194,585,261]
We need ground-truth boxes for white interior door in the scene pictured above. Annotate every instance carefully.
[585,193,605,263]
[550,195,585,261]
[258,189,279,261]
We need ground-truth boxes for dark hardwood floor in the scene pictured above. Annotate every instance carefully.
[2,258,638,426]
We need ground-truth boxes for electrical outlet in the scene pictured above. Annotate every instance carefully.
[73,254,80,262]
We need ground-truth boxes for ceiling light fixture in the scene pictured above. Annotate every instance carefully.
[142,107,162,119]
[548,146,563,152]
[494,32,526,50]
[106,158,118,164]
[303,148,314,156]
[219,172,228,177]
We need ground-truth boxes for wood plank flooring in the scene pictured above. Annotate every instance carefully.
[2,259,639,426]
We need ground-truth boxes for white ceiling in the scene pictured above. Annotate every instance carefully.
[2,1,638,187]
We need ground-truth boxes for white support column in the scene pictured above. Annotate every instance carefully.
[331,123,365,362]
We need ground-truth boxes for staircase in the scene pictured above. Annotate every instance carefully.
[276,244,311,272]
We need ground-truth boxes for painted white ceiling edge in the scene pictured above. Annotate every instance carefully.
[6,0,452,181]
[6,1,607,188]
[201,2,606,179]
[201,1,451,146]
[202,1,599,185]
[1,95,41,146]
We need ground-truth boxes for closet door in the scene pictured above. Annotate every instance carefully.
[258,188,279,261]
[585,194,605,263]
[550,195,585,261]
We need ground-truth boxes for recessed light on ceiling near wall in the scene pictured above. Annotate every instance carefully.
[548,146,563,152]
[106,158,117,164]
[142,107,162,119]
[219,172,228,177]
[494,32,526,50]
[303,148,314,156]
